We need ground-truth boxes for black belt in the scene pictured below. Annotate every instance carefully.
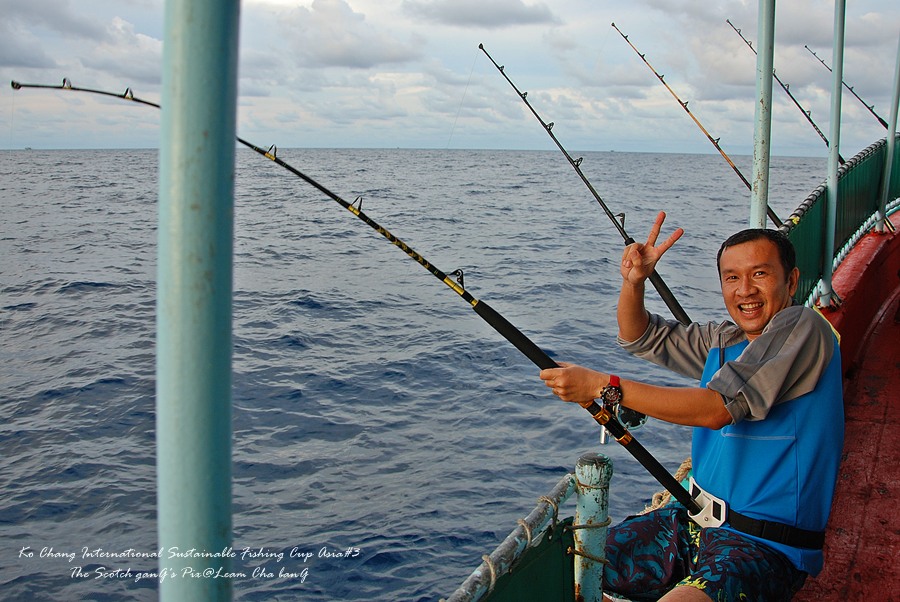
[728,510,826,550]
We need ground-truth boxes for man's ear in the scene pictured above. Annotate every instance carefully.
[787,267,800,296]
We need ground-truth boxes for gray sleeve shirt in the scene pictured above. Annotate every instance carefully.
[618,306,837,424]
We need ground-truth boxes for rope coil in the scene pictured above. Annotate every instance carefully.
[481,554,497,593]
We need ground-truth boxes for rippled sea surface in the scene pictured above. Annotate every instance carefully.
[0,148,826,600]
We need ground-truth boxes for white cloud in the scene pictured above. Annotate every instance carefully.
[81,17,163,86]
[402,0,559,29]
[279,0,422,69]
[1,0,897,155]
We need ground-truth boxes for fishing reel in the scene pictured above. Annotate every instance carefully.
[600,406,649,444]
[613,405,649,430]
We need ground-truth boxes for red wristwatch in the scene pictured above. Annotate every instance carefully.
[601,375,622,406]
[601,374,647,430]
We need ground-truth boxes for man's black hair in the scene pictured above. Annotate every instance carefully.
[716,228,796,280]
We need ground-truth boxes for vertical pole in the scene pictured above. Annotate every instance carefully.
[156,1,241,600]
[819,0,845,307]
[751,0,776,229]
[574,453,613,602]
[878,32,900,233]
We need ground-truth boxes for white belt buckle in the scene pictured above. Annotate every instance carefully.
[688,477,727,528]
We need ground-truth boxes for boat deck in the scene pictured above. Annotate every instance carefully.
[796,216,900,601]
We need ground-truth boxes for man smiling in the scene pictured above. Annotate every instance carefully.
[540,213,844,601]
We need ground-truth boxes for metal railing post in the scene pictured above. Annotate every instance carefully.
[751,0,776,228]
[574,453,613,602]
[819,0,846,308]
[878,33,900,233]
[156,1,241,599]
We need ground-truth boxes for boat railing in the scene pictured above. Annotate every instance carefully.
[782,133,900,306]
[443,453,613,602]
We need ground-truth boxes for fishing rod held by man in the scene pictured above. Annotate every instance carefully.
[541,214,843,600]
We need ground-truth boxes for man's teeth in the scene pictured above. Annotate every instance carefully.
[740,302,763,311]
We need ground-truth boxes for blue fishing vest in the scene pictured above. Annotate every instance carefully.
[693,336,844,576]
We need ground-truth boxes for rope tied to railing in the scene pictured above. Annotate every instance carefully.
[538,493,561,534]
[516,518,533,546]
[480,554,497,593]
[567,546,610,565]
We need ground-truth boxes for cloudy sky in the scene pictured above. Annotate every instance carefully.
[1,0,897,156]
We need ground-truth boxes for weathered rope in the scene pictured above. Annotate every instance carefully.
[567,546,610,565]
[516,518,533,546]
[643,457,692,513]
[538,494,560,532]
[481,554,497,592]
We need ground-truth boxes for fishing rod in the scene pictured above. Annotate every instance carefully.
[804,45,890,130]
[10,78,703,514]
[727,20,845,164]
[10,78,162,109]
[478,44,692,327]
[610,22,782,227]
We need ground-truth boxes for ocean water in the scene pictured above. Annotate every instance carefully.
[0,148,826,600]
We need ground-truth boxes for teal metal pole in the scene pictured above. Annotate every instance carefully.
[156,0,240,600]
[751,0,776,229]
[878,32,900,233]
[573,453,613,602]
[819,0,845,307]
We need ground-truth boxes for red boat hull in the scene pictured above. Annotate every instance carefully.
[796,213,900,601]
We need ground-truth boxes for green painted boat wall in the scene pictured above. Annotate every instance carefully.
[786,134,900,304]
[483,518,575,602]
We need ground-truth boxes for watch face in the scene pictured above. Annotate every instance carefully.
[602,386,622,404]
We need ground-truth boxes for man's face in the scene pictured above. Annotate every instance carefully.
[719,238,799,340]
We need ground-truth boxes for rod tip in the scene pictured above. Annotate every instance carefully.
[478,43,484,49]
[11,80,21,90]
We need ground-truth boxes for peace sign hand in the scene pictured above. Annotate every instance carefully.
[620,211,683,285]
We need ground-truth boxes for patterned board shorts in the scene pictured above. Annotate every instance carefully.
[602,505,808,601]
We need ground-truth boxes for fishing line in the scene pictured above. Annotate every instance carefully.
[727,20,845,164]
[446,48,480,149]
[805,44,890,130]
[10,78,702,514]
[610,23,782,227]
[478,43,692,327]
[6,91,14,150]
